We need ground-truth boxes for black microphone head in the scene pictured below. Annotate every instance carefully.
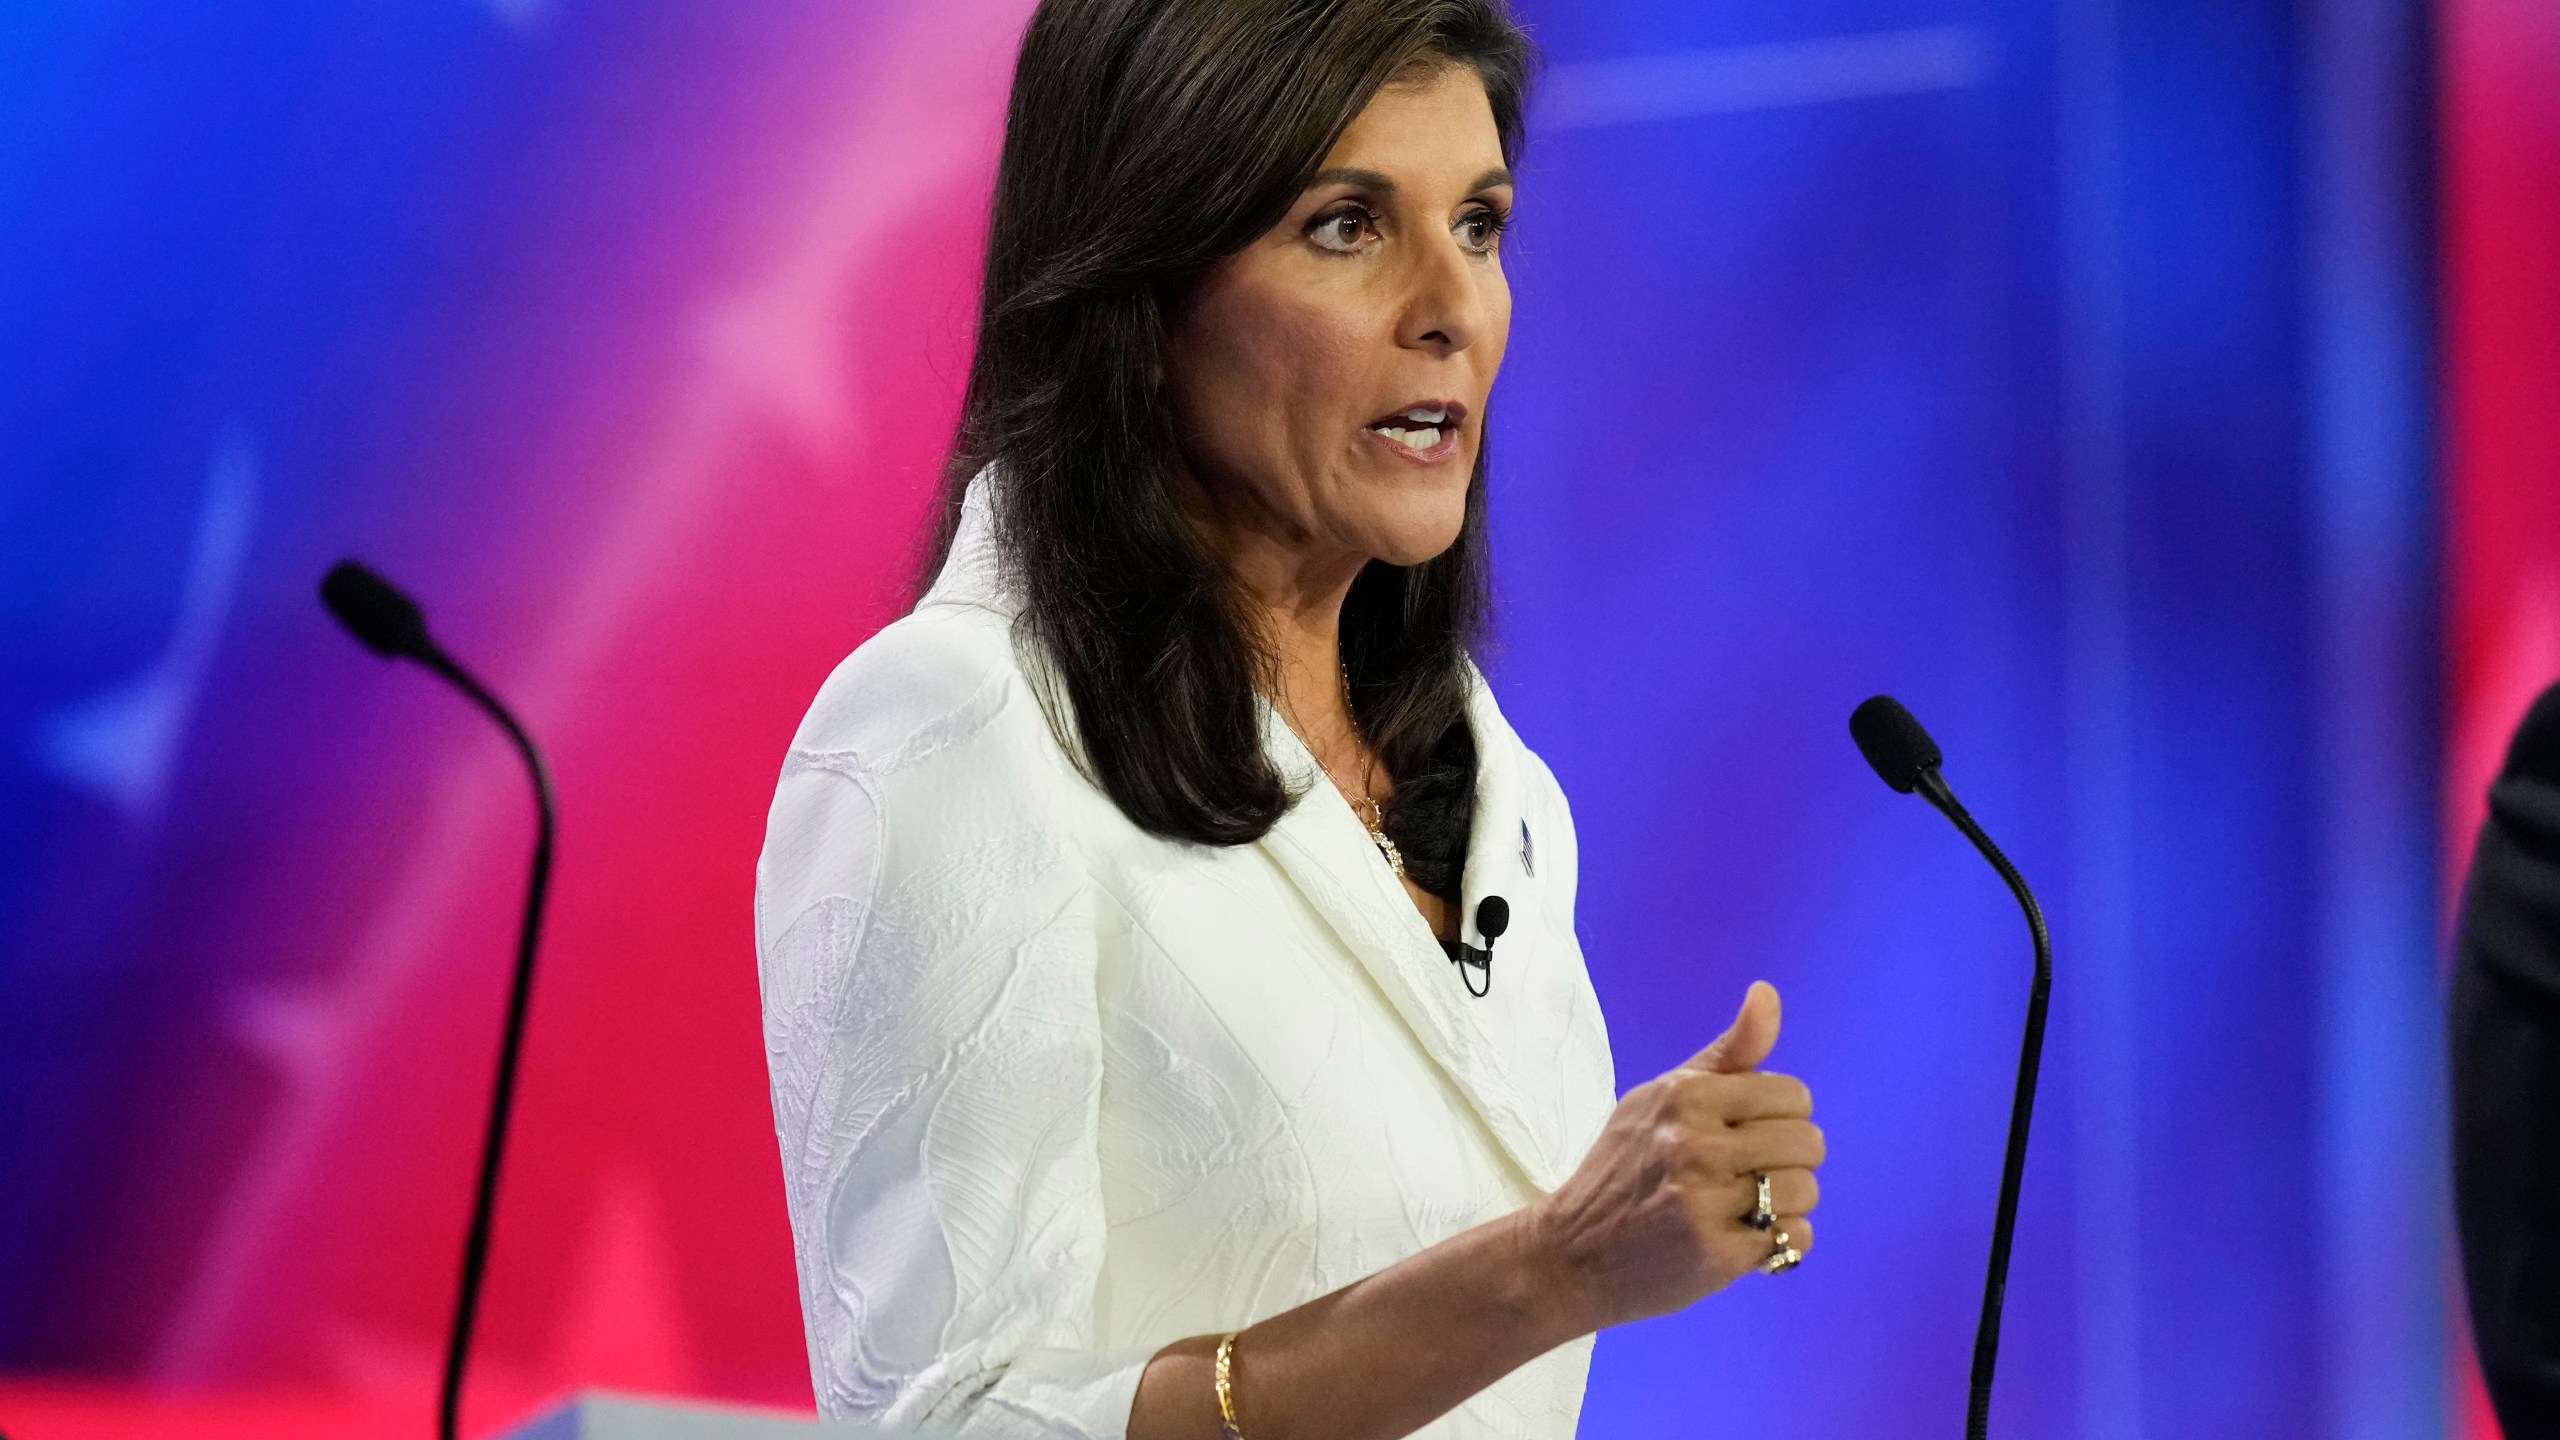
[321,560,433,660]
[1850,694,1943,794]
[1475,895,1509,941]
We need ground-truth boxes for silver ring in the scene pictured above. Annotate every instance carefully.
[1758,1229,1804,1275]
[1745,1173,1775,1231]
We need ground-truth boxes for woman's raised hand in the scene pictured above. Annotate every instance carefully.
[1127,982,1821,1440]
[1525,981,1822,1329]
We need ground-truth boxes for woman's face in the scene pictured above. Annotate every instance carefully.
[1168,62,1513,575]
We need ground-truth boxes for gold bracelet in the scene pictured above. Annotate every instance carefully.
[1213,1331,1244,1440]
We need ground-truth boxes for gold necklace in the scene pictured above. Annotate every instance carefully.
[1319,659,1405,880]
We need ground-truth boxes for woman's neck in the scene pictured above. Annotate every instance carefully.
[1256,581,1358,750]
[1204,509,1460,942]
[1177,475,1368,758]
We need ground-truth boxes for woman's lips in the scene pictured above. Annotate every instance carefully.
[1364,401,1467,463]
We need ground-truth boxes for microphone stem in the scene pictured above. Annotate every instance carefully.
[1916,769,2053,1440]
[420,648,558,1440]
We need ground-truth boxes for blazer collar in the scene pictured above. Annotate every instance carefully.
[916,466,1015,618]
[1255,677,1571,1192]
[932,468,1573,1188]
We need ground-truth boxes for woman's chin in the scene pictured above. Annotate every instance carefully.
[1356,492,1471,567]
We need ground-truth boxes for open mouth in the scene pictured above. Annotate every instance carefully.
[1365,401,1467,453]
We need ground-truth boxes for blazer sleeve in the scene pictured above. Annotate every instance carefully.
[755,634,1154,1436]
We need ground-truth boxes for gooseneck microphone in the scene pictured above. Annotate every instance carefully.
[321,560,556,1440]
[1848,694,2051,1440]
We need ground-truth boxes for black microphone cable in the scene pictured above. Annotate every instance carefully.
[321,560,556,1440]
[1849,694,2052,1440]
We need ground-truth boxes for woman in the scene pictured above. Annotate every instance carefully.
[754,1,1825,1436]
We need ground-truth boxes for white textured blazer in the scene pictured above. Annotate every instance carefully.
[755,476,1618,1438]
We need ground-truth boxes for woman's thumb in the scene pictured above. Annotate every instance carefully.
[1692,981,1782,1074]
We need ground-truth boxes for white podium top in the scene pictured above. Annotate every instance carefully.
[498,1392,872,1439]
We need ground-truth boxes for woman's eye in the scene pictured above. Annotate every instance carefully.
[1456,207,1507,254]
[1309,207,1373,251]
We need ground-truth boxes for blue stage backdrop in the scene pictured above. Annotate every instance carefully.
[1499,1,2439,1436]
[0,0,2445,1435]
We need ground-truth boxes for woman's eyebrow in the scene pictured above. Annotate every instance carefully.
[1308,166,1395,191]
[1304,164,1517,193]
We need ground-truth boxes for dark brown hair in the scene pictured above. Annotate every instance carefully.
[926,0,1532,896]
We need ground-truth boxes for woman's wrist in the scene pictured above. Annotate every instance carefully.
[1127,1202,1615,1440]
[1504,1200,1613,1345]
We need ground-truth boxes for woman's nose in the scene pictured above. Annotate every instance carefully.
[1398,235,1485,355]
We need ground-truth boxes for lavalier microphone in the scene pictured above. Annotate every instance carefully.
[1446,894,1507,997]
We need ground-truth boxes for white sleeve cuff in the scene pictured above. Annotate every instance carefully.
[965,1343,1159,1439]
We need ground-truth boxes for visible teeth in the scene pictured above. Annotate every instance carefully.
[1384,426,1440,450]
[1398,406,1449,424]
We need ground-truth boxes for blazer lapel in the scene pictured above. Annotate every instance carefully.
[1254,691,1572,1192]
[930,470,1590,1189]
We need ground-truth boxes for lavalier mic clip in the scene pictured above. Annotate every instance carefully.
[1444,894,1508,997]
